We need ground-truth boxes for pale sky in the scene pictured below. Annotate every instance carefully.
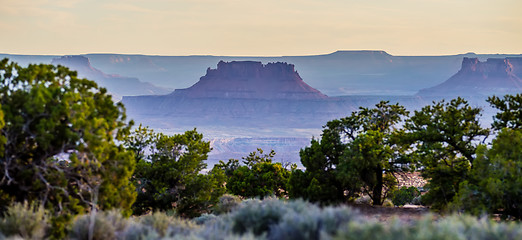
[1,0,521,56]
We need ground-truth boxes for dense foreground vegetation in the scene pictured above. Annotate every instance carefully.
[1,59,522,239]
[2,197,522,240]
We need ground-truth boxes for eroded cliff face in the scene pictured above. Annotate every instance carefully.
[170,61,328,100]
[52,55,104,81]
[51,56,171,99]
[417,57,522,97]
[507,57,522,77]
[122,60,430,130]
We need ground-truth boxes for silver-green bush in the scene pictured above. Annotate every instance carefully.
[120,221,159,240]
[139,212,197,238]
[68,210,130,240]
[0,202,48,240]
[193,213,218,225]
[268,204,360,240]
[69,214,114,240]
[334,215,522,240]
[213,194,242,215]
[229,198,293,235]
[0,199,521,240]
[228,197,362,239]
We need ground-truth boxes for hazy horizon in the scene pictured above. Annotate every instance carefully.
[1,0,521,56]
[2,50,522,58]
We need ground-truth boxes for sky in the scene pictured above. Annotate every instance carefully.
[1,0,521,56]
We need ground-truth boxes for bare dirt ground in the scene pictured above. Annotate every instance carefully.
[347,172,434,223]
[351,204,435,223]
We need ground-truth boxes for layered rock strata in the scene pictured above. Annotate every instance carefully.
[170,61,327,100]
[417,57,522,97]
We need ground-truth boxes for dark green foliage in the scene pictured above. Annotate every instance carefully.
[340,101,410,205]
[405,97,489,210]
[288,113,357,203]
[450,93,522,219]
[288,135,345,203]
[215,158,240,177]
[487,93,522,130]
[391,186,420,206]
[0,59,136,238]
[217,149,291,198]
[455,128,522,219]
[290,101,410,205]
[124,125,226,217]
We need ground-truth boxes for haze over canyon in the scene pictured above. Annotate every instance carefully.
[2,51,521,165]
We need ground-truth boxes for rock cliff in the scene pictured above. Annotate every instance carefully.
[507,57,522,77]
[52,56,171,99]
[170,61,327,100]
[417,57,522,97]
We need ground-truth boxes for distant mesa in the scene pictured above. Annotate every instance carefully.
[52,55,121,82]
[121,60,353,129]
[327,50,391,57]
[51,56,171,99]
[417,57,522,97]
[169,61,328,100]
[120,60,424,129]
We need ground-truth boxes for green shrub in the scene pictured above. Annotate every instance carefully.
[391,186,420,206]
[68,210,131,240]
[139,212,197,238]
[39,200,522,240]
[411,195,422,205]
[220,149,291,199]
[268,205,360,240]
[334,214,522,240]
[454,128,522,219]
[412,215,522,240]
[120,222,159,240]
[213,194,242,215]
[229,198,288,236]
[0,60,137,239]
[268,208,322,240]
[125,126,226,218]
[193,213,218,225]
[405,97,489,211]
[228,197,361,239]
[0,202,48,240]
[68,210,129,240]
[68,213,116,240]
[335,220,413,240]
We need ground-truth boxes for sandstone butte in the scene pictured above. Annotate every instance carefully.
[418,57,522,97]
[169,60,328,100]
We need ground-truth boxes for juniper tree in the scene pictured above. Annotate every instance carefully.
[0,59,136,238]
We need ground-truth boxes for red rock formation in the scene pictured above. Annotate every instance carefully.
[417,57,522,97]
[396,172,427,189]
[508,57,522,77]
[170,61,328,100]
